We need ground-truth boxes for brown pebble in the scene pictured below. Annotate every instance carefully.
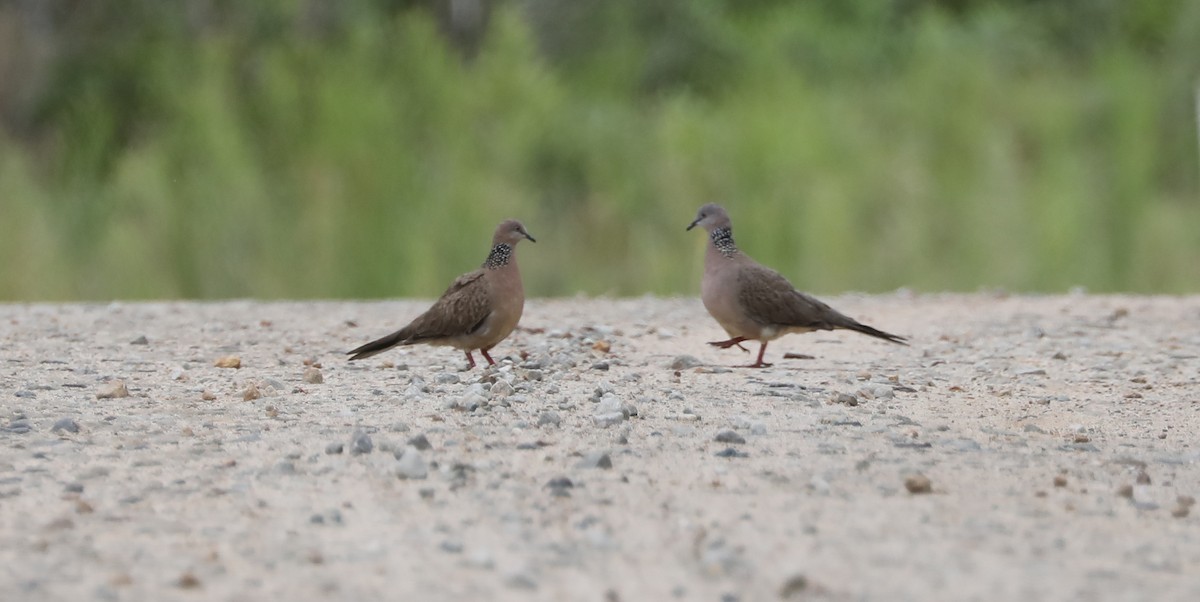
[242,384,262,401]
[1178,495,1196,508]
[1053,475,1068,488]
[905,474,932,494]
[1035,491,1047,498]
[181,427,194,437]
[779,574,809,598]
[1116,484,1134,498]
[303,367,324,384]
[1172,506,1190,518]
[177,572,201,589]
[214,355,242,369]
[75,500,94,514]
[1073,434,1090,443]
[265,405,279,418]
[1136,470,1151,485]
[593,340,611,353]
[200,390,216,401]
[96,381,130,399]
[109,573,133,587]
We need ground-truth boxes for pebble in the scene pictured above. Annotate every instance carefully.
[350,431,373,455]
[324,442,344,455]
[395,447,428,479]
[505,571,538,590]
[129,335,149,345]
[905,474,933,494]
[714,448,749,458]
[436,373,460,385]
[407,434,432,451]
[303,367,323,384]
[577,452,613,469]
[214,355,242,369]
[537,412,562,427]
[714,430,746,444]
[779,574,810,599]
[545,476,574,497]
[829,392,858,406]
[201,390,217,401]
[50,418,80,434]
[668,355,702,370]
[96,381,130,399]
[2,418,32,434]
[242,383,262,401]
[490,381,514,398]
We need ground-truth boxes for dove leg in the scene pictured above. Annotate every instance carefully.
[464,351,477,369]
[480,349,496,366]
[746,342,772,368]
[708,336,750,352]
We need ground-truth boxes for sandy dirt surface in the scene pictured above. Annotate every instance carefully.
[1,294,1199,601]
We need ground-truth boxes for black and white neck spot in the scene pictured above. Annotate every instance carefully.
[483,243,513,269]
[710,227,738,258]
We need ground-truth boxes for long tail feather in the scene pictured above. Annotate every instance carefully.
[843,321,908,346]
[347,329,408,360]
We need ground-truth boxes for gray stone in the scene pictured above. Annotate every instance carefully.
[350,431,373,455]
[714,430,746,444]
[395,447,428,479]
[537,412,562,427]
[324,442,344,455]
[577,452,613,469]
[407,434,432,451]
[50,418,80,434]
[669,355,703,370]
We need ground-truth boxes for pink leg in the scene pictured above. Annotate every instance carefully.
[708,336,750,352]
[480,349,496,366]
[464,351,476,369]
[745,342,772,368]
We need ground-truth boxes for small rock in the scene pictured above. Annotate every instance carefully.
[592,414,625,428]
[1178,495,1196,508]
[214,355,242,369]
[350,431,373,455]
[714,448,749,458]
[440,540,464,553]
[714,430,746,444]
[200,389,217,401]
[591,361,610,371]
[537,412,562,427]
[668,355,702,370]
[50,418,80,434]
[242,384,262,401]
[505,571,538,590]
[324,442,344,455]
[1172,505,1190,518]
[436,373,460,385]
[905,474,933,494]
[129,335,149,345]
[489,381,514,398]
[577,452,613,469]
[177,572,201,589]
[1053,475,1068,488]
[1136,470,1151,485]
[405,434,432,451]
[1116,484,1134,498]
[303,367,323,384]
[829,392,858,406]
[395,447,428,479]
[545,476,574,494]
[779,574,810,599]
[1016,368,1047,376]
[96,381,130,399]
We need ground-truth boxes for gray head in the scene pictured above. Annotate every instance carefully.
[493,219,536,246]
[686,204,732,233]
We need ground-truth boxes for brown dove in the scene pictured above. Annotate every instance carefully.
[347,219,535,368]
[687,204,906,368]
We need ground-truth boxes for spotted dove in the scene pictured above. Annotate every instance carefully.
[687,204,906,368]
[347,219,535,368]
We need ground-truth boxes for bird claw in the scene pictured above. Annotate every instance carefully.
[708,338,749,352]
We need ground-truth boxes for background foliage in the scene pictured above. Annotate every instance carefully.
[1,0,1198,300]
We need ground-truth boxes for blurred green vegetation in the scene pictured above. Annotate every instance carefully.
[1,0,1198,300]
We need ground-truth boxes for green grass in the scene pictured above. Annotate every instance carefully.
[1,1,1198,300]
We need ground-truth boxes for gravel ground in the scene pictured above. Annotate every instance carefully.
[1,293,1198,601]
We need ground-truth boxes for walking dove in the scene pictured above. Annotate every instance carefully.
[347,219,536,369]
[687,204,906,368]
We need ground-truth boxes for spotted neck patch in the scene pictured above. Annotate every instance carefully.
[483,243,513,269]
[710,227,738,258]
